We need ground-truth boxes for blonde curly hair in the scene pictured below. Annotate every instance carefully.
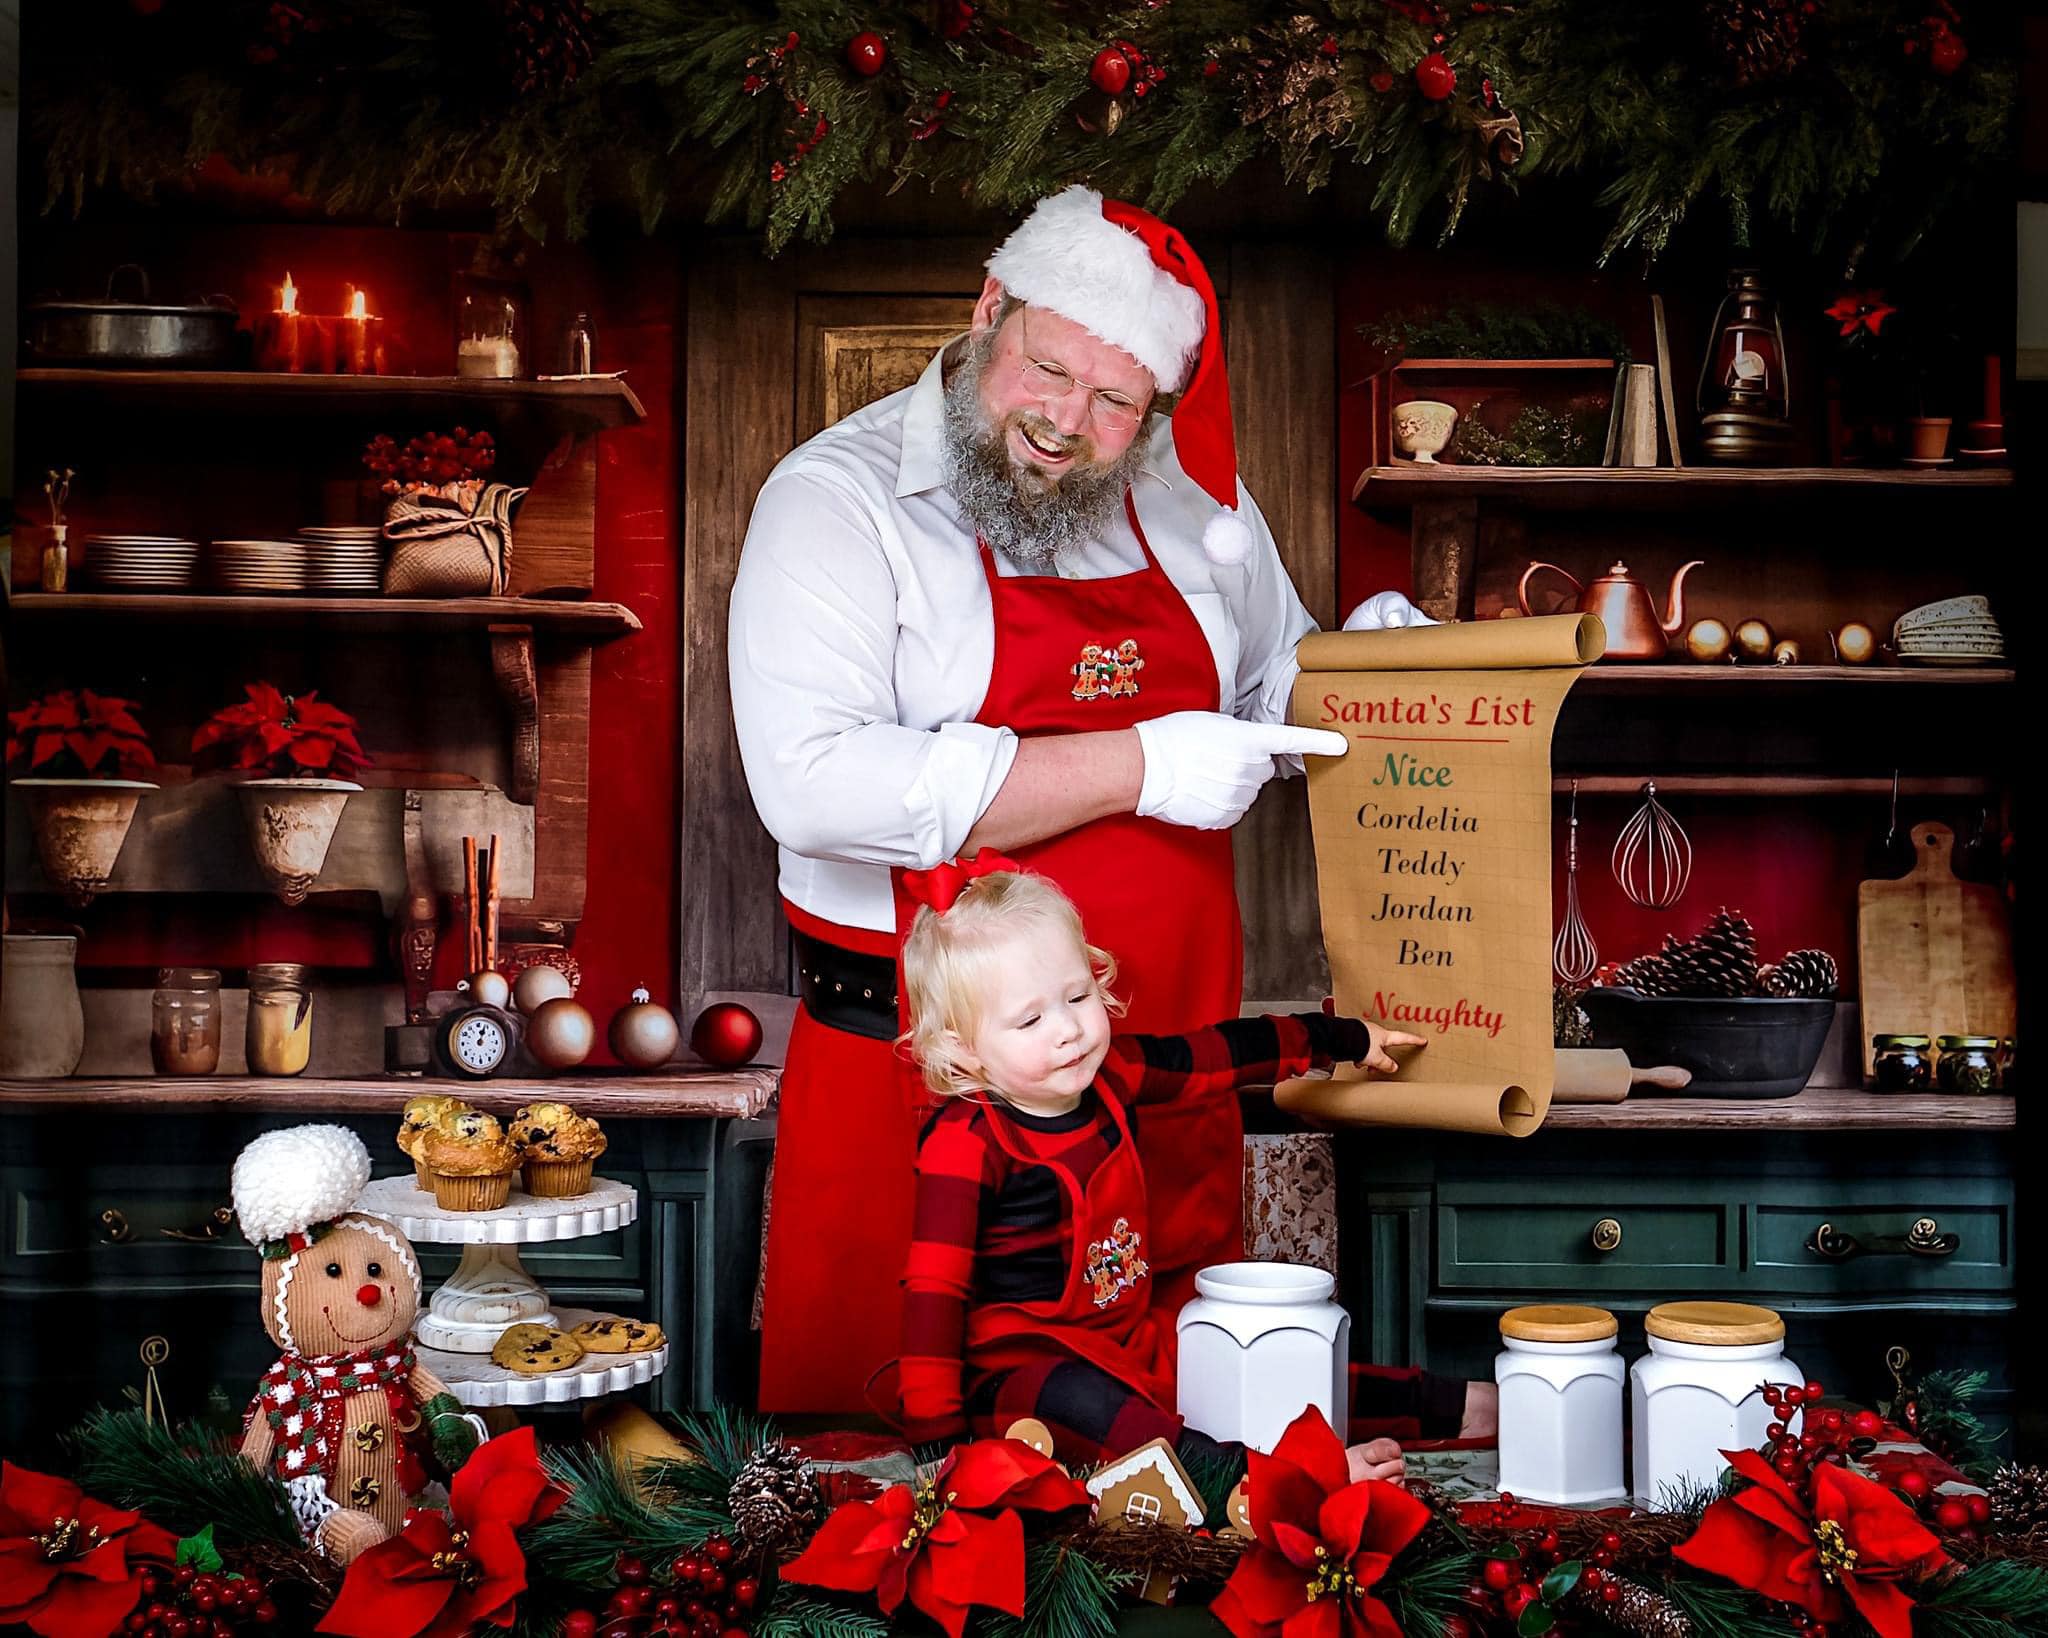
[900,870,1124,1102]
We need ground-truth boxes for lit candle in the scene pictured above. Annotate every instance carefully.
[337,287,384,376]
[257,271,306,373]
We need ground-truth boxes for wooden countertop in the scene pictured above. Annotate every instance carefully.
[1538,1086,2013,1131]
[0,1071,777,1119]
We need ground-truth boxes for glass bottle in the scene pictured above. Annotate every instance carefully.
[246,963,314,1077]
[559,311,597,376]
[452,246,529,381]
[151,968,222,1076]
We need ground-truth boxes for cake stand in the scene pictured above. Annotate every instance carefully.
[354,1173,638,1354]
[418,1306,670,1408]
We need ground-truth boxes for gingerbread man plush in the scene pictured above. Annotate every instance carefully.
[231,1125,481,1563]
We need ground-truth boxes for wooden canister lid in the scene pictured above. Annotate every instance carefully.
[1499,1304,1619,1343]
[1646,1301,1785,1346]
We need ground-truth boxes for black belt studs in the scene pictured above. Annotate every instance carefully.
[792,927,898,1041]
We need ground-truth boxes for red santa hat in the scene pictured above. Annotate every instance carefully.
[986,185,1253,566]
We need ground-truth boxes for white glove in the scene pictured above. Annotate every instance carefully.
[1342,589,1439,631]
[1133,711,1349,831]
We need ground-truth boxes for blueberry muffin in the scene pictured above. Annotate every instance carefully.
[509,1101,608,1198]
[421,1112,520,1211]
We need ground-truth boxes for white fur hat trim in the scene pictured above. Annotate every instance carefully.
[1202,510,1254,566]
[987,185,1207,392]
[233,1124,373,1247]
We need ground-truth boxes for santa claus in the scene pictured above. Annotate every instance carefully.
[730,185,1492,1444]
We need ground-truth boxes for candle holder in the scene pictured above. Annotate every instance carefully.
[335,287,386,376]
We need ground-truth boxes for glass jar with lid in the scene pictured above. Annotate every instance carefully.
[151,968,222,1075]
[246,963,314,1077]
[1871,1034,1934,1092]
[452,242,529,381]
[1936,1036,2000,1095]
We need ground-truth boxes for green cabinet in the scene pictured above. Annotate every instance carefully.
[1341,1124,2018,1436]
[0,1109,756,1463]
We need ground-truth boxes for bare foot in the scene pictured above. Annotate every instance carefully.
[1460,1380,1499,1441]
[1345,1437,1406,1486]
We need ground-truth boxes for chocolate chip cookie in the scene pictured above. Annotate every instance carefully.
[570,1316,665,1354]
[491,1323,585,1374]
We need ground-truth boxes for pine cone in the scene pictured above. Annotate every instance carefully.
[1661,909,1760,997]
[1703,0,1817,86]
[1761,948,1840,998]
[727,1440,823,1561]
[1572,1576,1693,1637]
[1612,953,1678,996]
[1989,1464,2048,1534]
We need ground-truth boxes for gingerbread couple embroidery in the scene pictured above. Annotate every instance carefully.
[1085,1217,1149,1309]
[1070,639,1145,701]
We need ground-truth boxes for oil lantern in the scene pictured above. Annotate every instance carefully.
[1697,269,1793,463]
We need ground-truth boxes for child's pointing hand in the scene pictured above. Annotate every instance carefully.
[1361,1019,1428,1075]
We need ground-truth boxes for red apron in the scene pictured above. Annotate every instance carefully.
[959,1087,1176,1407]
[760,492,1244,1412]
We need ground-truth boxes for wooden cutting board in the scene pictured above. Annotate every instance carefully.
[1857,821,2015,1078]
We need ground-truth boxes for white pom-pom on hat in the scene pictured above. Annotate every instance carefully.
[1202,510,1255,567]
[232,1124,372,1248]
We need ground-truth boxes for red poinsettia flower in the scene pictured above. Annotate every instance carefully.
[783,1437,1088,1638]
[1674,1447,1948,1638]
[1211,1406,1431,1638]
[5,689,157,779]
[0,1461,178,1638]
[317,1427,565,1638]
[1825,291,1897,339]
[192,682,369,780]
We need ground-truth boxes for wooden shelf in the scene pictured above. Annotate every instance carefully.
[0,1071,778,1120]
[1553,775,1997,797]
[18,368,647,427]
[1540,1086,2014,1131]
[1569,664,2014,690]
[7,592,642,636]
[1352,463,2015,512]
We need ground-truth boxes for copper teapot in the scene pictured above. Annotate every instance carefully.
[1517,558,1704,662]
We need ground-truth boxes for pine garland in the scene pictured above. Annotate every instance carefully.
[67,1407,305,1553]
[980,1540,1133,1638]
[1362,301,1631,361]
[23,0,2018,260]
[1915,1559,2048,1637]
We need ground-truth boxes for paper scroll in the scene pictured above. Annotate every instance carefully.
[1276,613,1603,1137]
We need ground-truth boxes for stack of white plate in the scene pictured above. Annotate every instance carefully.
[299,525,385,594]
[1894,594,2005,666]
[85,535,201,591]
[210,539,309,595]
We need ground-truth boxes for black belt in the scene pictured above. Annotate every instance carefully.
[793,927,898,1041]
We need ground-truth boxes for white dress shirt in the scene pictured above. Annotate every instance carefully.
[728,337,1318,934]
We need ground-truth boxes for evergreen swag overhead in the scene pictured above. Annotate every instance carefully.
[32,0,2015,260]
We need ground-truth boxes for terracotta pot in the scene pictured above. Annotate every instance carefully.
[12,777,157,903]
[0,933,86,1077]
[235,777,361,905]
[1905,416,1952,461]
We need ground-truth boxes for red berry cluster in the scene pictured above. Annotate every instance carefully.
[567,1539,761,1637]
[361,427,496,487]
[1903,3,1968,75]
[742,30,799,94]
[1467,1521,1628,1625]
[1758,1378,1856,1487]
[1088,40,1165,99]
[1887,1466,1993,1543]
[122,1565,278,1636]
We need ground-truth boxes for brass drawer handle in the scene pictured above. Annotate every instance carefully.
[97,1208,135,1245]
[1807,1218,1961,1262]
[160,1206,237,1244]
[1591,1217,1623,1253]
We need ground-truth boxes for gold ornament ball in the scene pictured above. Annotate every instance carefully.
[1773,639,1802,666]
[1684,617,1733,664]
[609,985,681,1070]
[464,969,511,1009]
[1831,622,1878,665]
[526,997,595,1070]
[1732,618,1776,662]
[512,963,575,1016]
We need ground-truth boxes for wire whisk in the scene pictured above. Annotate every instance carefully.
[1554,780,1600,984]
[1612,779,1693,910]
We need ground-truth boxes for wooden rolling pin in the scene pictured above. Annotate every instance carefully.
[1554,1048,1692,1103]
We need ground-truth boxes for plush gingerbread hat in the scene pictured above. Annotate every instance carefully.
[986,184,1251,566]
[232,1123,374,1260]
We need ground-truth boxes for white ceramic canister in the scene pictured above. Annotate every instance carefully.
[1177,1261,1349,1453]
[1495,1305,1627,1505]
[1631,1301,1803,1507]
[0,933,87,1077]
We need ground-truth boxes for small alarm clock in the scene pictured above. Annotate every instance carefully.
[432,1005,516,1080]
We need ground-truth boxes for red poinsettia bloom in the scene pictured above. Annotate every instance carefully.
[1674,1448,1948,1638]
[0,1461,178,1638]
[1825,291,1897,338]
[317,1426,565,1638]
[1211,1406,1431,1638]
[191,682,369,780]
[784,1437,1088,1638]
[5,689,157,779]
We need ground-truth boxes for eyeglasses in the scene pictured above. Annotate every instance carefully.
[1014,308,1148,434]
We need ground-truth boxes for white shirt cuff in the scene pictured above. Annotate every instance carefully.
[903,721,1019,869]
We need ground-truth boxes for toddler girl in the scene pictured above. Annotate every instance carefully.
[884,855,1442,1478]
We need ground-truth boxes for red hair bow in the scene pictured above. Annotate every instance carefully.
[903,852,1022,914]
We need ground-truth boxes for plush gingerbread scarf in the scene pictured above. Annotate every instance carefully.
[243,1345,426,1499]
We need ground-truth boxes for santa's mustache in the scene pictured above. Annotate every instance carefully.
[1005,409,1097,470]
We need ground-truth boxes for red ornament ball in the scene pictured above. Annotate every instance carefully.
[1897,1470,1933,1500]
[691,1003,763,1068]
[1414,51,1456,101]
[1936,1497,1972,1531]
[562,1616,598,1638]
[1090,45,1133,96]
[1929,29,1967,75]
[846,30,888,76]
[1852,1409,1884,1438]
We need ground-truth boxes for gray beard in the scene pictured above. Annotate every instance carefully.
[940,335,1151,570]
